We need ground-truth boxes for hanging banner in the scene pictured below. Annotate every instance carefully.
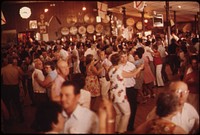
[170,19,175,27]
[1,11,6,25]
[97,1,108,19]
[133,1,146,12]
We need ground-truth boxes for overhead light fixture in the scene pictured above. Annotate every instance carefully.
[44,8,48,13]
[178,5,181,8]
[82,7,86,11]
[19,6,31,19]
[144,19,148,23]
[50,4,55,7]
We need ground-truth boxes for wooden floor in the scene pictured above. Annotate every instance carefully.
[134,65,180,129]
[3,65,180,133]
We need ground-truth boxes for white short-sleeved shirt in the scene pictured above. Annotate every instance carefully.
[32,69,46,93]
[147,103,199,133]
[84,48,99,60]
[158,45,167,58]
[128,54,135,64]
[100,58,112,77]
[79,89,91,109]
[51,74,65,97]
[122,61,136,88]
[60,49,69,61]
[62,105,99,134]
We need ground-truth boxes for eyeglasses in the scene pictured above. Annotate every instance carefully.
[175,89,189,95]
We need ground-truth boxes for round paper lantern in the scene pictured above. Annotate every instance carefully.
[19,7,31,19]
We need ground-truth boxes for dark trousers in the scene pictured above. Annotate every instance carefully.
[80,61,86,75]
[33,93,49,107]
[168,55,180,75]
[161,57,169,82]
[126,87,138,131]
[27,79,34,104]
[1,85,24,121]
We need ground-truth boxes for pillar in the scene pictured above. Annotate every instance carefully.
[166,1,170,45]
[141,9,145,36]
[174,11,177,34]
[122,7,126,28]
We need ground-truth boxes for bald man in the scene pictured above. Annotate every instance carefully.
[146,81,199,134]
[50,60,70,102]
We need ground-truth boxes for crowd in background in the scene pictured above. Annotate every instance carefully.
[1,31,199,134]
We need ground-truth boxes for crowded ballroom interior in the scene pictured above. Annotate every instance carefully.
[1,1,199,134]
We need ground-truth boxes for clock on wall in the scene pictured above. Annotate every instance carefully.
[19,7,31,19]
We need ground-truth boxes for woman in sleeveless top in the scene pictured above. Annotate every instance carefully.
[84,54,104,112]
[84,54,103,97]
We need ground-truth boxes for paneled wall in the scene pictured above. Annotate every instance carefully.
[2,1,194,42]
[2,1,150,41]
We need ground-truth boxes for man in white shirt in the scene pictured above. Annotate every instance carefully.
[32,58,48,106]
[70,43,81,74]
[60,81,99,133]
[157,40,169,82]
[144,41,156,85]
[120,51,139,131]
[51,60,69,103]
[98,50,112,99]
[147,81,199,134]
[57,44,69,61]
[84,43,99,61]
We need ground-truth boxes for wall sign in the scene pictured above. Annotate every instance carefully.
[153,14,164,27]
[29,20,37,29]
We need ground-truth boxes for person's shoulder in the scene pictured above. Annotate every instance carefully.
[78,105,97,116]
[173,124,187,134]
[184,103,199,114]
[81,89,91,96]
[35,69,42,73]
[127,61,135,66]
[184,102,196,110]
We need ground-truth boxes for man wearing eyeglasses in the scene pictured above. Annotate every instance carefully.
[146,81,199,134]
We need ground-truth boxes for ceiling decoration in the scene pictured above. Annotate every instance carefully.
[6,1,199,22]
[109,1,199,22]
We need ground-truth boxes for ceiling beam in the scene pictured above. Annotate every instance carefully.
[105,1,132,8]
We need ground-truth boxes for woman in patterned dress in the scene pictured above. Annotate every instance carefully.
[84,54,104,112]
[108,53,144,133]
